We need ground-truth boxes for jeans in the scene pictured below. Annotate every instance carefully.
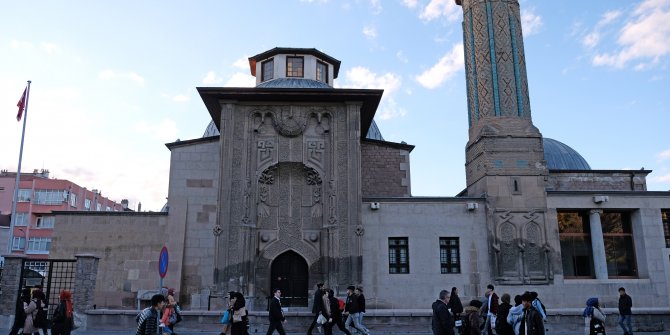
[619,314,633,333]
[344,312,368,334]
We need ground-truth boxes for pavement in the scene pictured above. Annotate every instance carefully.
[3,329,670,335]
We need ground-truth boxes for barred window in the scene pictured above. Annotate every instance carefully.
[286,56,304,77]
[388,237,409,274]
[440,237,461,273]
[663,210,670,248]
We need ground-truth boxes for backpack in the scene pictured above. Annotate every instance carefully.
[33,300,48,329]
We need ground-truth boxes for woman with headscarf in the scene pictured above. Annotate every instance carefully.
[583,297,606,335]
[51,290,74,335]
[449,287,464,319]
[229,292,249,335]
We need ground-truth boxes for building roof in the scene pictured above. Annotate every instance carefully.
[543,138,591,170]
[257,78,333,89]
[248,47,341,78]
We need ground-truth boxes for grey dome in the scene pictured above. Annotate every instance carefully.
[257,78,332,89]
[203,120,220,137]
[543,138,591,170]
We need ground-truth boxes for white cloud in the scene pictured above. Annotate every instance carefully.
[224,72,256,87]
[402,0,418,8]
[415,43,464,89]
[202,71,223,85]
[135,119,178,142]
[592,0,670,69]
[581,10,622,48]
[363,25,378,39]
[582,32,600,48]
[341,67,405,120]
[649,172,670,183]
[600,10,623,26]
[521,9,543,36]
[98,69,145,86]
[657,149,670,161]
[370,0,382,14]
[42,42,60,55]
[396,50,409,63]
[172,94,189,102]
[419,0,460,22]
[233,57,249,70]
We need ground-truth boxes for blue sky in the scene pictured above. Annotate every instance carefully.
[1,0,669,211]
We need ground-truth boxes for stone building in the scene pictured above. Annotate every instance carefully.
[48,0,670,311]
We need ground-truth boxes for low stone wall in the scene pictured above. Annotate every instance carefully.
[84,308,670,333]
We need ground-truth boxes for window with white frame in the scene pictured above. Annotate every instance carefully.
[14,212,28,226]
[84,199,91,210]
[106,206,111,211]
[12,237,26,250]
[69,192,77,207]
[36,216,55,229]
[27,237,51,252]
[18,189,32,202]
[96,203,101,211]
[34,189,66,205]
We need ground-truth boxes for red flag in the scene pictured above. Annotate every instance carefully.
[17,87,27,121]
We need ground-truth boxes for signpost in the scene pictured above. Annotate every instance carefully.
[159,245,169,289]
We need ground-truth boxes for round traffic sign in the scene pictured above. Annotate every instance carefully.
[159,246,169,278]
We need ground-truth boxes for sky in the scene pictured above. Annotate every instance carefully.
[1,0,669,211]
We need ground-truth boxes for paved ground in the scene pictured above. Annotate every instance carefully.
[3,328,670,335]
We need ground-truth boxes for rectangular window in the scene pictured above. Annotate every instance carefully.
[262,59,274,82]
[558,211,594,278]
[286,56,304,77]
[106,206,111,211]
[14,212,29,226]
[663,210,670,248]
[18,189,32,202]
[440,237,461,273]
[27,237,51,252]
[12,237,26,250]
[69,193,77,207]
[34,189,66,205]
[84,199,91,210]
[316,61,328,83]
[96,203,101,211]
[388,237,409,274]
[36,216,55,229]
[602,211,637,278]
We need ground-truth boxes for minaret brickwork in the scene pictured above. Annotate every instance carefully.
[456,0,552,284]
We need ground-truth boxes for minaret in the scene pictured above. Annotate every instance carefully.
[456,0,552,283]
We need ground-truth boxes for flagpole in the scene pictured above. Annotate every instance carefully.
[7,80,31,254]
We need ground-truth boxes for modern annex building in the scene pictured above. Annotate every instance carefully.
[50,0,670,311]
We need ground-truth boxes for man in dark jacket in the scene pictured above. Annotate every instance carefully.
[266,288,287,335]
[519,293,544,335]
[618,287,633,335]
[344,285,367,334]
[307,283,325,335]
[136,294,165,335]
[482,284,499,335]
[432,289,455,335]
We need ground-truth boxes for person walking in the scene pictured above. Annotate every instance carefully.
[344,286,367,334]
[226,292,249,335]
[582,297,605,335]
[307,283,326,335]
[51,290,74,335]
[136,294,166,335]
[506,295,524,335]
[482,285,499,335]
[432,289,455,335]
[495,293,514,335]
[355,287,370,335]
[22,289,46,335]
[266,289,287,335]
[463,300,482,335]
[618,287,633,335]
[520,293,545,335]
[9,288,30,335]
[324,289,352,335]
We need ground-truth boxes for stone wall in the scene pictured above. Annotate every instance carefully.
[361,139,412,197]
[50,212,169,308]
[547,170,649,191]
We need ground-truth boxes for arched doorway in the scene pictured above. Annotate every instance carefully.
[270,250,308,307]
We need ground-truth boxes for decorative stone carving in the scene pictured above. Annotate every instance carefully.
[272,106,308,137]
[257,140,275,167]
[213,225,223,236]
[354,225,365,236]
[307,140,325,171]
[242,178,251,225]
[499,222,518,275]
[524,222,545,275]
[328,179,337,225]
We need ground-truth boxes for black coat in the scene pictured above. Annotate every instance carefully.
[312,290,324,314]
[51,301,73,335]
[495,302,514,335]
[520,306,545,335]
[432,300,455,335]
[357,294,366,313]
[618,294,632,315]
[448,294,463,315]
[345,294,360,314]
[268,297,285,323]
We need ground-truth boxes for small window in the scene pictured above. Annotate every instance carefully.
[440,237,461,273]
[262,59,274,82]
[388,237,409,274]
[286,56,304,77]
[663,210,670,248]
[12,237,26,250]
[14,212,28,226]
[316,61,328,83]
[36,216,55,229]
[96,203,101,211]
[85,199,91,210]
[69,193,77,207]
[18,189,32,202]
[27,237,51,252]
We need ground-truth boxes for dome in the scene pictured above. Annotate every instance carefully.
[256,78,332,89]
[543,138,591,170]
[203,120,220,137]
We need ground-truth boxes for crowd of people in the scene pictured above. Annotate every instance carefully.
[8,286,75,335]
[135,288,182,335]
[431,284,635,335]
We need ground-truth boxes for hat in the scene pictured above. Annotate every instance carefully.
[347,285,356,291]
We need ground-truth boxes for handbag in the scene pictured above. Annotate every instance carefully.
[220,310,231,324]
[317,314,328,324]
